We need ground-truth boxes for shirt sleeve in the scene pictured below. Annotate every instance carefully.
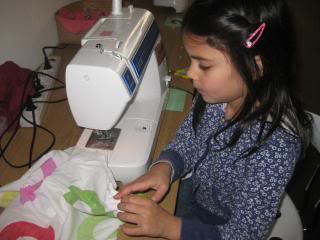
[155,100,199,181]
[179,132,301,240]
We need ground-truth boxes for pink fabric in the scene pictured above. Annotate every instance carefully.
[20,181,43,204]
[57,7,109,34]
[41,157,56,178]
[20,158,57,204]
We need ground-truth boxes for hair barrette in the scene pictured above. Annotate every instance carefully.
[244,22,266,48]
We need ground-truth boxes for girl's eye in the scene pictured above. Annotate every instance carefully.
[199,65,211,71]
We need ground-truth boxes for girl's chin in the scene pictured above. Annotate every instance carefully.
[200,94,218,104]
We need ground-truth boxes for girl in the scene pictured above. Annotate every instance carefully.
[114,0,312,239]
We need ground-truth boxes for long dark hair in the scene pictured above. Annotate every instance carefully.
[183,0,312,155]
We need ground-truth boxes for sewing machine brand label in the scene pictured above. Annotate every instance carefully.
[85,128,121,150]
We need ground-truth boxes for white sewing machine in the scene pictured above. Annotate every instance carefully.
[66,4,169,183]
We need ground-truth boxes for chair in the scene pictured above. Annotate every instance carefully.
[268,111,320,240]
[267,193,303,240]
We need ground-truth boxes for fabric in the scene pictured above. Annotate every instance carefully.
[156,101,301,240]
[56,7,109,34]
[0,61,34,126]
[0,147,122,240]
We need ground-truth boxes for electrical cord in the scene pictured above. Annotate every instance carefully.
[0,69,65,168]
[33,98,68,104]
[0,95,56,168]
[0,44,68,171]
[37,85,65,95]
[28,106,37,168]
[22,109,56,168]
[36,71,65,85]
[0,71,35,167]
[42,44,68,70]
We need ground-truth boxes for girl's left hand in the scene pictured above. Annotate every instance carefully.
[117,194,181,240]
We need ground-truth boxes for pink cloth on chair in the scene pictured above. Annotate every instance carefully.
[56,7,109,34]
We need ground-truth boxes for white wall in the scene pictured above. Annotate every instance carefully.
[0,0,76,70]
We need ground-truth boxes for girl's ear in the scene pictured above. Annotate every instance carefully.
[255,55,264,77]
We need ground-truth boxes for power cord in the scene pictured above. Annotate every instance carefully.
[32,71,67,104]
[0,69,65,169]
[0,71,35,167]
[42,44,68,70]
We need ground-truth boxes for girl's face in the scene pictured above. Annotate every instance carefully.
[183,33,247,111]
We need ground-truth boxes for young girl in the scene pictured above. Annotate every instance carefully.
[114,0,312,239]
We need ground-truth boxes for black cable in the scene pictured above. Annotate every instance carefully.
[33,98,67,104]
[28,108,37,168]
[37,85,65,94]
[21,109,56,168]
[0,110,56,169]
[0,46,67,169]
[0,71,35,154]
[0,69,57,169]
[36,71,65,85]
[0,71,35,167]
[42,45,69,70]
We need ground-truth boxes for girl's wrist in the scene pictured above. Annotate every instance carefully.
[149,161,172,178]
[163,215,181,240]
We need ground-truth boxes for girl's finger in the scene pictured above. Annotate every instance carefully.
[117,212,141,225]
[114,181,150,199]
[151,184,168,202]
[121,194,151,206]
[117,201,147,215]
[121,224,144,236]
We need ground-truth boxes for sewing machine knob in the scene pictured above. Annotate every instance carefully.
[95,43,104,53]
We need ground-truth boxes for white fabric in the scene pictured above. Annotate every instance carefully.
[0,147,122,240]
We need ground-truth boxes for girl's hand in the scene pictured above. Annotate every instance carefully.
[114,162,172,202]
[117,194,181,239]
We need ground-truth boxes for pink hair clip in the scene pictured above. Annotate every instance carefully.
[244,22,266,48]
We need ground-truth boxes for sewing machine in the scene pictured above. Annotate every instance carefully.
[66,6,169,184]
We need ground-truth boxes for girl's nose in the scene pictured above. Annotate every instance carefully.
[186,65,197,81]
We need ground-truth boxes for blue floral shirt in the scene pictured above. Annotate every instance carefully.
[157,102,301,240]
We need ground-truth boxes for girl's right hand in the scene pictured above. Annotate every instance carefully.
[114,162,172,202]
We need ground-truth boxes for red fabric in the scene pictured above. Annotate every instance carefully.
[0,221,54,240]
[56,7,109,34]
[0,61,34,126]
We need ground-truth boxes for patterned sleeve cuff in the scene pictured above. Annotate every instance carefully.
[149,160,175,183]
[150,149,184,182]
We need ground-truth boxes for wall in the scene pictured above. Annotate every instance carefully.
[0,0,76,70]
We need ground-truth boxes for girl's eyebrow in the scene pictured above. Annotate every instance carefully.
[190,55,213,61]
